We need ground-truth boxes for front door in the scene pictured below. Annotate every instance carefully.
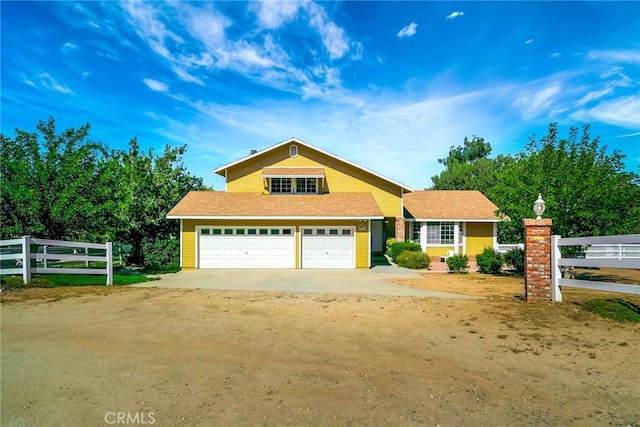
[371,220,384,253]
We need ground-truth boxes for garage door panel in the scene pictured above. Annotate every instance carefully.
[199,228,294,268]
[301,228,355,269]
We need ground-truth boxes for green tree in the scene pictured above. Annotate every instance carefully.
[489,123,640,242]
[1,118,118,240]
[431,136,511,194]
[114,139,208,265]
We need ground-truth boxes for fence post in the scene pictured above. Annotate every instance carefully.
[618,243,622,261]
[106,242,113,286]
[523,218,553,303]
[22,235,31,284]
[43,245,48,269]
[551,235,562,302]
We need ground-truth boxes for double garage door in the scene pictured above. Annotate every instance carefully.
[198,227,355,269]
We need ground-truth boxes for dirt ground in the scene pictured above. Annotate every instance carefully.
[2,271,639,426]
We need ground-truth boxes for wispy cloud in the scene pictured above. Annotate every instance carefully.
[588,49,640,64]
[38,72,74,94]
[307,2,350,59]
[525,39,534,44]
[62,41,78,49]
[142,78,169,93]
[252,0,304,30]
[397,22,417,38]
[572,95,640,129]
[446,11,464,20]
[549,52,561,58]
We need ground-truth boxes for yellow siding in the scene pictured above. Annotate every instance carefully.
[425,246,455,258]
[181,219,369,269]
[466,223,494,257]
[225,143,402,218]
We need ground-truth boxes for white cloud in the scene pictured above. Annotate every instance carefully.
[143,78,169,93]
[514,84,561,119]
[252,0,305,29]
[62,42,78,49]
[525,39,534,44]
[307,2,350,59]
[550,52,561,58]
[397,22,417,38]
[446,11,464,20]
[38,72,74,94]
[575,95,640,129]
[588,49,640,64]
[576,87,614,106]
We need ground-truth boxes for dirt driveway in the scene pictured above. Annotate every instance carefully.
[2,273,639,426]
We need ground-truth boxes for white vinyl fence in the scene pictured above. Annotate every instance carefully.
[551,234,640,302]
[0,236,113,285]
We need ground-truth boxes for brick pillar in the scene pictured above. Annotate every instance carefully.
[395,217,405,242]
[523,218,553,303]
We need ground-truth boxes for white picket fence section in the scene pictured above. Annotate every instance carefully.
[551,234,640,302]
[496,243,524,254]
[0,236,113,285]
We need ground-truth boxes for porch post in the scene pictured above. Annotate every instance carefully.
[453,222,460,255]
[420,222,427,253]
[395,217,405,242]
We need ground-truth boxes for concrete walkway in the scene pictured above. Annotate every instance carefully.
[136,267,476,299]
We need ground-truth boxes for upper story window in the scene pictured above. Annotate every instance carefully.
[296,178,317,193]
[289,145,298,157]
[270,177,292,194]
[270,177,318,194]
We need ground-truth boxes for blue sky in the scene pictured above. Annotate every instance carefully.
[2,1,639,190]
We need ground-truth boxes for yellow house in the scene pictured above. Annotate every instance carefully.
[167,138,501,269]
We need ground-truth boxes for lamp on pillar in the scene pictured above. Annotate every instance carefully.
[533,193,546,220]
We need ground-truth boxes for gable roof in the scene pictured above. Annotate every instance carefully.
[167,191,383,219]
[214,137,413,192]
[404,190,501,221]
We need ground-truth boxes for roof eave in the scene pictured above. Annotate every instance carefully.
[166,215,384,220]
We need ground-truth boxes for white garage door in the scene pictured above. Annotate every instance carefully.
[301,228,355,269]
[198,227,295,268]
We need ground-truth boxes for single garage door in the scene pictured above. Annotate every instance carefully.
[198,227,295,268]
[301,227,355,268]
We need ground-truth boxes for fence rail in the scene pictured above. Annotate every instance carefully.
[551,234,640,302]
[0,236,113,285]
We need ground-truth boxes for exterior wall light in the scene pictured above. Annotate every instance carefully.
[533,193,546,219]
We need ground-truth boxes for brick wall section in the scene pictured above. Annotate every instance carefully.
[395,217,405,242]
[523,218,553,303]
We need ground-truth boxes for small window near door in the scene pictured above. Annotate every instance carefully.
[201,229,210,235]
[290,145,298,157]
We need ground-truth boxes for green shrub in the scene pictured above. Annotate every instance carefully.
[397,250,431,269]
[388,241,422,263]
[142,238,179,270]
[446,254,469,273]
[476,247,503,274]
[503,248,525,274]
[385,238,396,256]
